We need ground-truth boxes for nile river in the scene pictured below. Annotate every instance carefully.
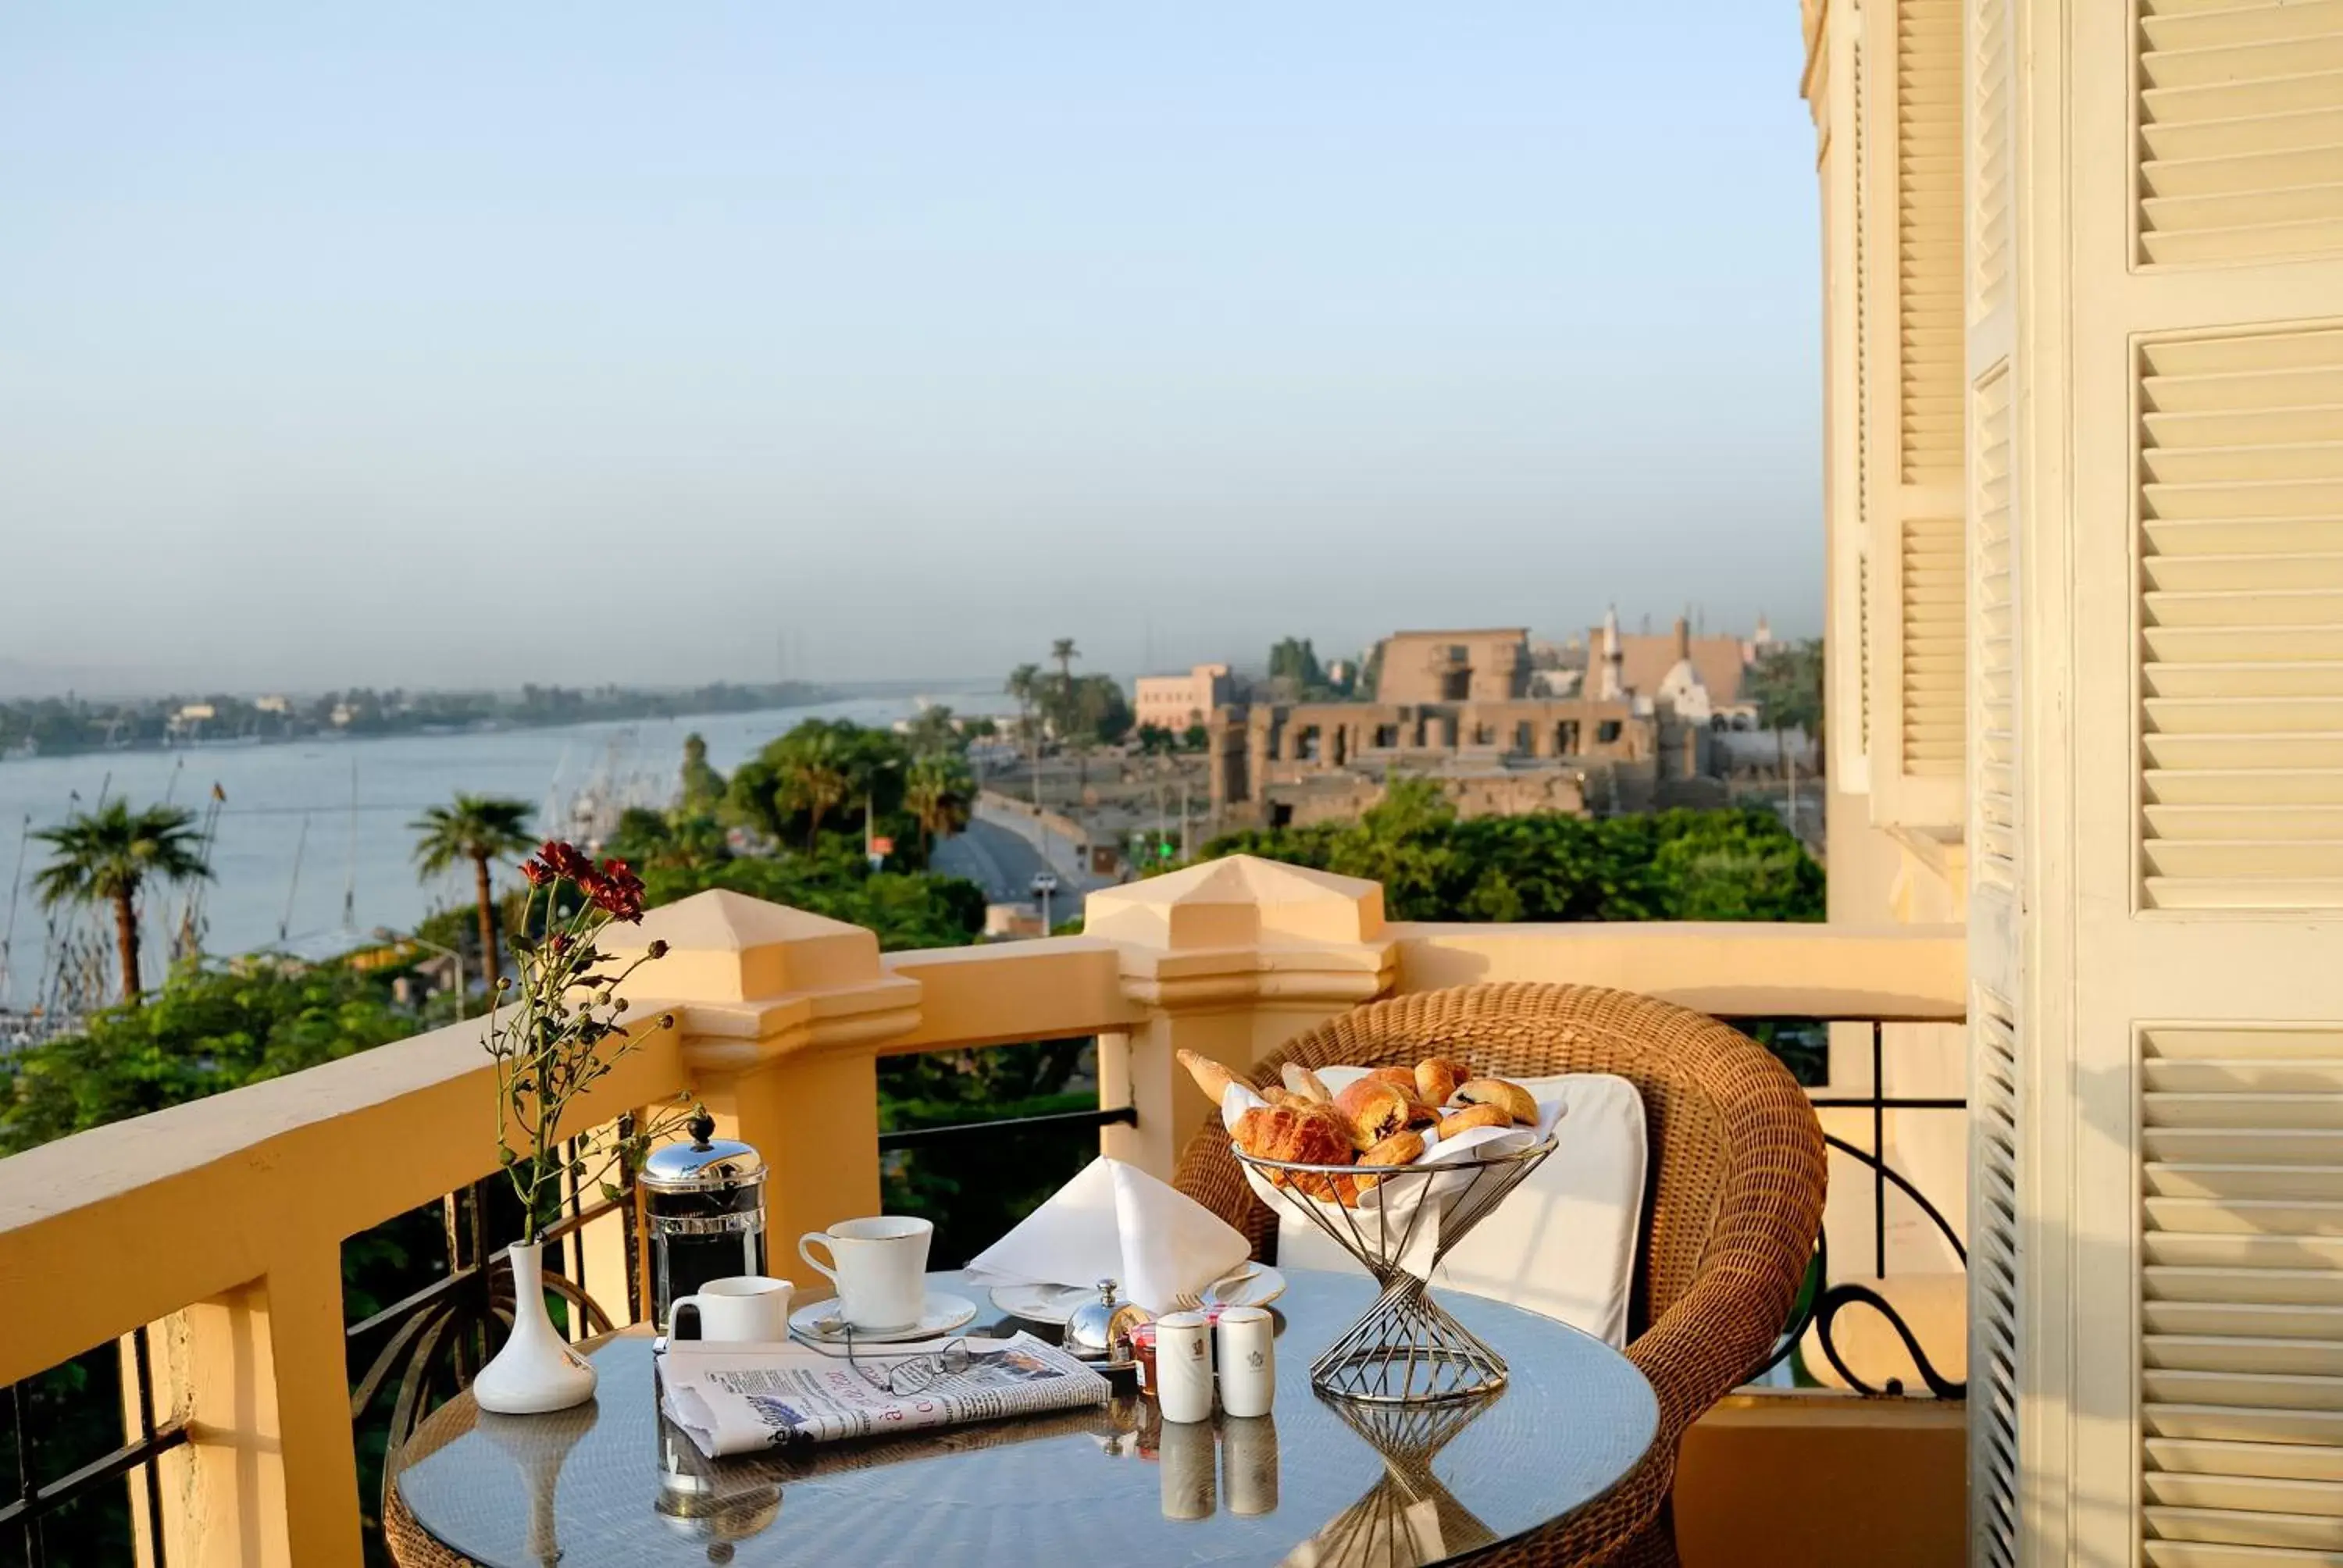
[0,693,999,1007]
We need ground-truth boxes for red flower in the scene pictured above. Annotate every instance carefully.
[547,932,573,956]
[539,840,596,882]
[520,859,555,887]
[583,857,646,922]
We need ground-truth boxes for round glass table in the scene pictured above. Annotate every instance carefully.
[390,1268,1657,1568]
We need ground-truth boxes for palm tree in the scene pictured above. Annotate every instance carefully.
[1049,639,1085,789]
[1006,663,1043,807]
[33,800,212,1005]
[904,755,975,856]
[1050,639,1080,725]
[410,796,534,992]
[776,729,853,849]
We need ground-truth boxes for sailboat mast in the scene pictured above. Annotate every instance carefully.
[341,757,358,930]
[1,814,28,1010]
[280,813,308,945]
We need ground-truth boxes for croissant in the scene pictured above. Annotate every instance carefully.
[1363,1067,1437,1127]
[1235,1104,1356,1201]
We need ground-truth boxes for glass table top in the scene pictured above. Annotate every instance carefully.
[393,1268,1657,1568]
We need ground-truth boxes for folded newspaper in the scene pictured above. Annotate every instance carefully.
[658,1332,1111,1458]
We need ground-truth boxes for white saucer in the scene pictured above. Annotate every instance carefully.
[789,1292,979,1345]
[1204,1263,1287,1311]
[989,1282,1093,1325]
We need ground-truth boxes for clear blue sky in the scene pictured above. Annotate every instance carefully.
[0,3,1821,694]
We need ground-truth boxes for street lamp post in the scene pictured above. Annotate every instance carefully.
[375,926,466,1019]
[865,758,903,869]
[1030,871,1059,935]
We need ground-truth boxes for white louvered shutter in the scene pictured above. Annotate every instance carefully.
[1970,993,2022,1566]
[2034,3,2343,1563]
[1867,0,1967,830]
[2141,1028,2343,1560]
[1833,30,1876,793]
[1966,0,2021,1558]
[2141,326,2343,912]
[2140,0,2343,268]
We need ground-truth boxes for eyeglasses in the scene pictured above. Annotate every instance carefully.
[801,1326,974,1397]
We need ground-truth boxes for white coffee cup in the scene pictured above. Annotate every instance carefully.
[798,1216,933,1331]
[669,1275,793,1342]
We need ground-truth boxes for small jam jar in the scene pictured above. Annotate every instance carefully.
[1128,1321,1160,1394]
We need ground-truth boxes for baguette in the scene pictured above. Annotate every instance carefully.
[1177,1049,1245,1106]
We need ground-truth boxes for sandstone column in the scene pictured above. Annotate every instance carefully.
[1084,857,1396,1181]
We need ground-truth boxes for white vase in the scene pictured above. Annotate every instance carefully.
[473,1240,598,1415]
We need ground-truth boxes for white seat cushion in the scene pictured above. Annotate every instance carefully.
[1273,1068,1649,1346]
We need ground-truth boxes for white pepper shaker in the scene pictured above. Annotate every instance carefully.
[1214,1306,1275,1418]
[1154,1310,1215,1424]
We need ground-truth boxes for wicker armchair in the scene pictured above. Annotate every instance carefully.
[1172,982,1828,1568]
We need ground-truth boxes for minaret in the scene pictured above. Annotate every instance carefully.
[1599,604,1625,700]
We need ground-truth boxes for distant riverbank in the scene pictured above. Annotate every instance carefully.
[0,689,1015,1007]
[0,681,847,761]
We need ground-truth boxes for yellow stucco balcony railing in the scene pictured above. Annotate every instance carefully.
[0,855,1967,1568]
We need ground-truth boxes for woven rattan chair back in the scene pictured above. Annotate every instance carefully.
[1171,981,1827,1566]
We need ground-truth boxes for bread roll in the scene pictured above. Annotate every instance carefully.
[1354,1129,1427,1191]
[1436,1103,1511,1139]
[1178,1049,1245,1105]
[1333,1079,1414,1149]
[1453,1078,1538,1126]
[1280,1064,1333,1103]
[1415,1056,1471,1107]
[1361,1066,1436,1125]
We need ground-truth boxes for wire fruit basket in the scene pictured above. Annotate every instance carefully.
[1233,1134,1557,1403]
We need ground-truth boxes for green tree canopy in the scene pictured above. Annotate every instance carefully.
[1744,638,1825,739]
[904,754,975,853]
[1186,779,1823,924]
[679,732,726,811]
[725,720,910,850]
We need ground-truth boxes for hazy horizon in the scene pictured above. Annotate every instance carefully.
[3,5,1821,694]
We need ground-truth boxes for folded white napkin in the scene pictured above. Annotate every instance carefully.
[964,1156,1252,1315]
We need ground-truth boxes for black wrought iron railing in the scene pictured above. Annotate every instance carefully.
[877,1103,1136,1150]
[348,1128,642,1466]
[1,1326,184,1567]
[1750,1018,1968,1399]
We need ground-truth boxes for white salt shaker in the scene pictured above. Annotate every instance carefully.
[1154,1310,1215,1424]
[1214,1306,1275,1418]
